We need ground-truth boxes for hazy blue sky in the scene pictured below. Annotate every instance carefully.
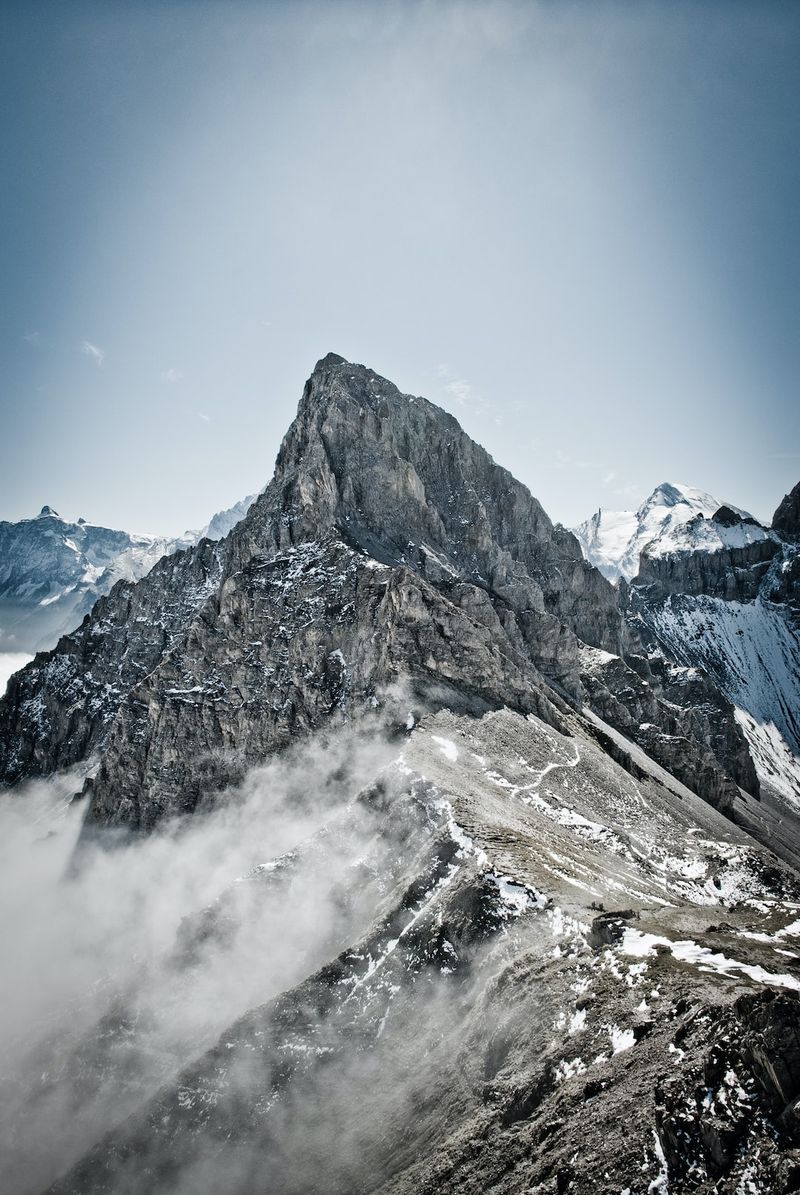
[1,0,798,534]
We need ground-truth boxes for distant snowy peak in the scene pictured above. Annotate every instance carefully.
[0,494,255,652]
[574,482,772,582]
[198,494,257,541]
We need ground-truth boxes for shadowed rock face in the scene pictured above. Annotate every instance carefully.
[0,355,756,829]
[774,481,800,541]
[632,535,780,602]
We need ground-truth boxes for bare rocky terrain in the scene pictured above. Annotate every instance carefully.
[1,355,800,1194]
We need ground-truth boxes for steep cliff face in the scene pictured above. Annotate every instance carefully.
[773,480,800,541]
[0,356,756,828]
[0,540,224,783]
[633,532,779,602]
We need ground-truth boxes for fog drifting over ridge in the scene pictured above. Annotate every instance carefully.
[0,723,405,1193]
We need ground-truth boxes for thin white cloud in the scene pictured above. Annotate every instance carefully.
[81,341,104,367]
[612,481,642,501]
[437,363,490,420]
[23,331,41,345]
[445,379,472,406]
[161,368,183,383]
[602,470,617,485]
[197,412,211,423]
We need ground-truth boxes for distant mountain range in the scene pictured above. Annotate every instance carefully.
[573,481,775,583]
[573,479,799,804]
[0,495,256,653]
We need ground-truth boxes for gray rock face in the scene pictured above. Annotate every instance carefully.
[0,355,761,827]
[0,540,224,783]
[81,536,565,832]
[773,480,800,541]
[633,534,780,602]
[579,648,752,815]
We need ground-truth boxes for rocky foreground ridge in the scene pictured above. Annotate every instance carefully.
[2,356,800,1195]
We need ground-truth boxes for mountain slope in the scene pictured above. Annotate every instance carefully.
[627,533,800,807]
[11,706,800,1195]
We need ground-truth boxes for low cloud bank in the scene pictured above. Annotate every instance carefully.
[0,726,401,1194]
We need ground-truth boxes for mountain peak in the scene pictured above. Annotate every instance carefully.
[574,481,765,582]
[773,479,800,540]
[639,482,717,516]
[312,351,349,373]
[37,505,60,519]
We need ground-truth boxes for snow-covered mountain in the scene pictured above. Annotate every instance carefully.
[574,481,773,582]
[575,480,800,805]
[0,496,256,655]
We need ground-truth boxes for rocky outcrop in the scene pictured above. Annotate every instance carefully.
[774,481,800,541]
[0,539,224,783]
[656,990,800,1189]
[633,533,779,602]
[579,648,750,814]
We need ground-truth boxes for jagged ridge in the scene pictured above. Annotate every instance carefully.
[0,355,756,829]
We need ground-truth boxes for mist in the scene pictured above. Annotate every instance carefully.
[0,701,562,1195]
[0,724,405,1193]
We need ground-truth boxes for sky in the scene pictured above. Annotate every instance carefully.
[1,0,798,535]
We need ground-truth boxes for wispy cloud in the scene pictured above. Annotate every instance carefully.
[197,412,211,423]
[81,340,104,367]
[445,379,472,405]
[602,470,617,486]
[23,331,40,346]
[161,367,183,383]
[611,481,642,501]
[436,363,494,421]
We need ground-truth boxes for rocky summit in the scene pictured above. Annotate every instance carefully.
[2,355,800,1195]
